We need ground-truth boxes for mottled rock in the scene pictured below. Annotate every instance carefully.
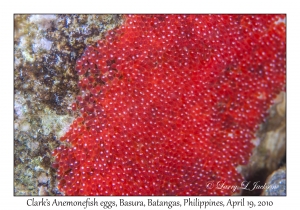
[14,14,123,195]
[241,92,286,195]
[262,166,286,196]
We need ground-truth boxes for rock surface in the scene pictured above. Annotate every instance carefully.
[14,14,123,195]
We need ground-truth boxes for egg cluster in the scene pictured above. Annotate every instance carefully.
[52,15,286,195]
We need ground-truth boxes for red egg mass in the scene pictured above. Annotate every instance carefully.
[52,15,286,195]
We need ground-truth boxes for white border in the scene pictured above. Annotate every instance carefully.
[3,0,299,209]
